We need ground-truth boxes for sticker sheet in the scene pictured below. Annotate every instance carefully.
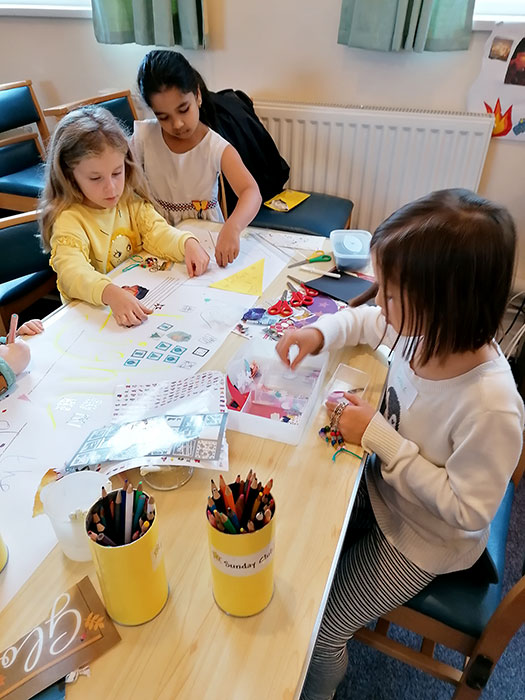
[67,412,228,469]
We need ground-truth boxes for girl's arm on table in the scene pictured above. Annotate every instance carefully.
[51,235,152,327]
[215,145,262,267]
[136,201,209,276]
[50,236,113,306]
[277,306,389,369]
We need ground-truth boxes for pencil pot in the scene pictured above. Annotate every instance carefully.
[86,489,168,626]
[207,502,275,617]
[0,532,7,574]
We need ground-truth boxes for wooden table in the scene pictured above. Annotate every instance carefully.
[0,231,387,700]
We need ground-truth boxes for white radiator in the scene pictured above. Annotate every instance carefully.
[254,100,494,233]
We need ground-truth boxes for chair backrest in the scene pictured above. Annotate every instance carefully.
[0,211,50,282]
[43,90,138,134]
[0,80,49,142]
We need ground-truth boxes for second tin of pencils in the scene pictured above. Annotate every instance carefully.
[207,484,275,617]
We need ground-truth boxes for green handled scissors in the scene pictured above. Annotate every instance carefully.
[288,249,332,268]
[122,254,145,272]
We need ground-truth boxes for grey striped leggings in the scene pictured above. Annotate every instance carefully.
[300,480,436,700]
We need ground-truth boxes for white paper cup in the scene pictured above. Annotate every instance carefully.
[40,471,111,561]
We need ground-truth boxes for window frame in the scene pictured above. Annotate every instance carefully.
[0,1,92,18]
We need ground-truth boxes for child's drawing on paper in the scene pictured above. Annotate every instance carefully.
[122,284,149,300]
[505,38,525,86]
[468,22,525,141]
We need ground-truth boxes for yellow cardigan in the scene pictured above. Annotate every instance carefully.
[50,195,196,305]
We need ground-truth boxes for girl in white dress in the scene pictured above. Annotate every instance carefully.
[135,50,261,267]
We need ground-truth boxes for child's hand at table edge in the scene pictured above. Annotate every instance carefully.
[276,327,325,370]
[102,284,152,327]
[215,222,241,267]
[325,392,376,445]
[17,319,44,336]
[185,238,210,277]
[0,338,30,374]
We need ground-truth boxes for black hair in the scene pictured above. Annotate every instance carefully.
[137,50,216,128]
[352,188,516,364]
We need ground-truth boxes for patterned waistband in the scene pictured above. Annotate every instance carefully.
[156,198,218,214]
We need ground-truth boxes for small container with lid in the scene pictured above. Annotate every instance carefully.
[330,230,371,270]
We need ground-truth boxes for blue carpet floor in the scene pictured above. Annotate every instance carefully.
[339,479,525,700]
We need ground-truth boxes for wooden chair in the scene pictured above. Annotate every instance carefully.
[353,459,525,699]
[0,80,49,212]
[0,211,57,333]
[43,90,138,134]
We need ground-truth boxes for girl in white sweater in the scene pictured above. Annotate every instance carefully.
[276,188,524,700]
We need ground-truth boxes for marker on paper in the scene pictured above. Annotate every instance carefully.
[7,314,18,343]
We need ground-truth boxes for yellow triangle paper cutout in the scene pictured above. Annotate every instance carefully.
[209,258,265,296]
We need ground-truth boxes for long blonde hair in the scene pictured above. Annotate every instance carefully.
[39,105,151,251]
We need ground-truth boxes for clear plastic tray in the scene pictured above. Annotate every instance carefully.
[324,363,370,400]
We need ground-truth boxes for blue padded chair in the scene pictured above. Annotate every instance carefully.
[0,80,49,213]
[353,461,525,699]
[0,211,57,334]
[43,90,138,135]
[251,191,354,238]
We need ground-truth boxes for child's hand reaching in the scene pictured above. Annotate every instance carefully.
[325,392,376,446]
[17,319,44,336]
[0,338,31,374]
[215,223,241,267]
[276,327,325,369]
[184,238,210,277]
[102,284,153,327]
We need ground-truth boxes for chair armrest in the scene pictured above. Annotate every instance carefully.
[43,90,138,120]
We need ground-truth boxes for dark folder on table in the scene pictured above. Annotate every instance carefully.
[306,272,375,305]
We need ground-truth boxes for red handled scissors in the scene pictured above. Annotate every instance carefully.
[287,281,314,307]
[287,275,319,299]
[268,291,294,317]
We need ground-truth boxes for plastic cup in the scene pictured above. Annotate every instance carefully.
[0,532,7,573]
[40,471,112,561]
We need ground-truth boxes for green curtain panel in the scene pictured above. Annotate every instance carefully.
[338,0,475,52]
[91,0,207,48]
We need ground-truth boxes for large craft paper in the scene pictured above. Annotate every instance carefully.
[0,577,120,700]
[468,22,525,141]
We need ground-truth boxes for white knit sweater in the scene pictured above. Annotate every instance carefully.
[313,306,524,574]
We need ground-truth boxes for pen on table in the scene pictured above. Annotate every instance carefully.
[300,265,341,279]
[7,314,18,343]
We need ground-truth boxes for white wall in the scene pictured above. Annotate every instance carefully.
[1,0,523,284]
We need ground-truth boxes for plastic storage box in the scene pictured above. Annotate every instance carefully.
[330,230,371,270]
[226,342,328,445]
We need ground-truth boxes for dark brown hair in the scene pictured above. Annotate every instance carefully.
[137,50,216,128]
[353,188,516,364]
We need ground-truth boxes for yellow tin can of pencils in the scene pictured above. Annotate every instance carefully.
[86,488,168,626]
[0,532,8,574]
[207,508,275,617]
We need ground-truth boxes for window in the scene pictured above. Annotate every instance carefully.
[474,1,525,31]
[0,0,91,19]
